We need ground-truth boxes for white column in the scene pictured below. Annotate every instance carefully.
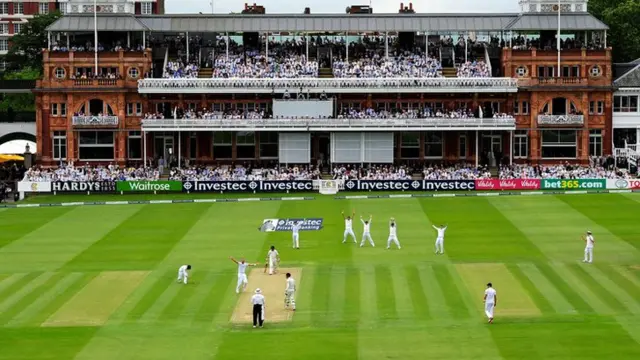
[510,130,514,165]
[345,34,349,62]
[226,32,229,60]
[143,31,146,49]
[127,32,130,48]
[143,131,147,167]
[385,32,389,59]
[636,128,640,147]
[425,31,428,60]
[47,31,51,50]
[475,130,479,167]
[509,30,512,48]
[464,34,468,63]
[178,131,182,168]
[66,33,70,49]
[305,33,309,60]
[604,30,607,48]
[186,32,190,62]
[265,32,269,62]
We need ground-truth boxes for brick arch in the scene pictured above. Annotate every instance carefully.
[72,97,119,116]
[536,94,583,114]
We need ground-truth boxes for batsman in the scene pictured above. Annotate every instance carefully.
[265,245,280,275]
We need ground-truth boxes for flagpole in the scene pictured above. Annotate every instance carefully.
[557,0,561,78]
[94,0,98,75]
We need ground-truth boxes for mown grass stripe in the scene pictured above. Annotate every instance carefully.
[390,265,414,320]
[568,264,629,314]
[359,264,378,326]
[137,274,184,324]
[417,264,449,320]
[328,266,345,324]
[374,265,398,320]
[432,264,470,319]
[192,272,234,325]
[291,265,315,326]
[535,263,594,314]
[0,272,42,303]
[158,271,213,322]
[122,269,174,322]
[612,265,640,289]
[506,263,554,314]
[551,263,611,314]
[0,273,27,295]
[310,265,331,326]
[343,267,360,324]
[518,263,576,315]
[173,271,220,321]
[583,265,640,314]
[0,272,62,325]
[405,265,431,320]
[6,272,84,327]
[24,272,98,327]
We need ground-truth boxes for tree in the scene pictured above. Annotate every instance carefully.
[0,67,39,112]
[588,0,640,63]
[5,11,61,72]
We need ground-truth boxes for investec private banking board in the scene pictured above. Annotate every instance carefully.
[36,0,614,165]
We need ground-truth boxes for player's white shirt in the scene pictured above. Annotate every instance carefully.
[485,288,497,304]
[179,265,188,273]
[585,235,594,248]
[433,225,447,238]
[292,223,302,235]
[361,219,371,233]
[389,223,397,237]
[267,249,279,260]
[286,277,296,292]
[238,262,248,275]
[345,218,353,230]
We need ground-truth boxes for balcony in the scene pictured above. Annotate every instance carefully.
[137,77,519,94]
[73,79,121,87]
[518,77,612,89]
[537,115,584,126]
[72,116,119,127]
[141,117,516,132]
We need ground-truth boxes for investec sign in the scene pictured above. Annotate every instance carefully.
[344,180,475,191]
[182,180,314,192]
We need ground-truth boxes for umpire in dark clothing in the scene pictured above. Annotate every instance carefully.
[251,288,265,328]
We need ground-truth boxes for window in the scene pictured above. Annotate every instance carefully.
[189,134,197,159]
[561,65,580,78]
[589,66,602,77]
[61,103,67,116]
[53,131,67,160]
[400,133,419,158]
[0,39,7,52]
[13,3,23,14]
[459,135,467,159]
[236,132,255,159]
[514,130,528,159]
[78,131,115,160]
[128,131,142,160]
[541,130,577,158]
[513,101,520,115]
[39,3,49,15]
[213,132,232,159]
[128,67,139,79]
[0,3,7,15]
[521,101,529,115]
[51,104,58,116]
[425,131,443,158]
[127,103,142,116]
[614,95,639,113]
[13,23,22,34]
[259,132,278,159]
[54,67,66,79]
[597,101,604,114]
[141,2,153,14]
[59,3,68,14]
[0,24,7,35]
[590,101,604,115]
[589,130,602,157]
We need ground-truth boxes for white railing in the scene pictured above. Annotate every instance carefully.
[72,116,119,126]
[537,114,585,125]
[141,117,516,131]
[137,77,519,94]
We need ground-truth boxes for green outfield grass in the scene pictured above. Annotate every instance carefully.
[0,193,640,359]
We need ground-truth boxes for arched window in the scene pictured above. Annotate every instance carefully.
[77,99,115,116]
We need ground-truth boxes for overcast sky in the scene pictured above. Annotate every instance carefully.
[166,0,520,14]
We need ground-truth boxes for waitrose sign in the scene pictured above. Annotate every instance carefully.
[116,181,182,192]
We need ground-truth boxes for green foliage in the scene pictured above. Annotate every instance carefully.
[589,0,640,63]
[5,11,61,72]
[0,67,38,112]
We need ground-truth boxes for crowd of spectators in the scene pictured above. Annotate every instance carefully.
[163,60,199,78]
[143,109,266,120]
[332,165,413,180]
[423,165,492,180]
[22,165,160,182]
[457,61,491,78]
[211,53,318,78]
[498,163,629,179]
[170,165,320,181]
[332,52,443,78]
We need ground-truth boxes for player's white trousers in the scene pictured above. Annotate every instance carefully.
[343,230,356,243]
[360,232,375,247]
[387,235,401,249]
[268,258,277,275]
[285,290,296,310]
[584,246,593,263]
[485,302,495,319]
[435,237,444,253]
[292,233,299,248]
[177,270,188,284]
[236,274,248,293]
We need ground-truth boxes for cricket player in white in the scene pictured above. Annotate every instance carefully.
[177,264,191,284]
[230,257,259,293]
[583,231,595,263]
[284,272,296,311]
[484,282,497,324]
[342,210,357,243]
[433,224,447,254]
[292,221,302,249]
[386,218,401,249]
[360,215,375,247]
[266,246,280,275]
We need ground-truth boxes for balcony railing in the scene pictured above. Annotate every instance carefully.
[73,79,120,87]
[137,77,519,94]
[141,117,516,131]
[72,116,119,127]
[537,114,585,125]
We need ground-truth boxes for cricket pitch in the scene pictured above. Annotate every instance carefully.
[230,267,302,324]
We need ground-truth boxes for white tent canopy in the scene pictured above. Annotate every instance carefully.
[0,140,36,155]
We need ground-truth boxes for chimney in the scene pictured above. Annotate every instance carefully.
[409,2,413,10]
[400,3,403,11]
[304,7,310,14]
[244,3,248,9]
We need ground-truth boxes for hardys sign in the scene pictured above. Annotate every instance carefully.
[182,180,314,192]
[606,179,640,190]
[343,180,475,191]
[52,181,116,192]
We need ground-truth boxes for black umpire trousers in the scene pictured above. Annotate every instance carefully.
[252,304,264,326]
